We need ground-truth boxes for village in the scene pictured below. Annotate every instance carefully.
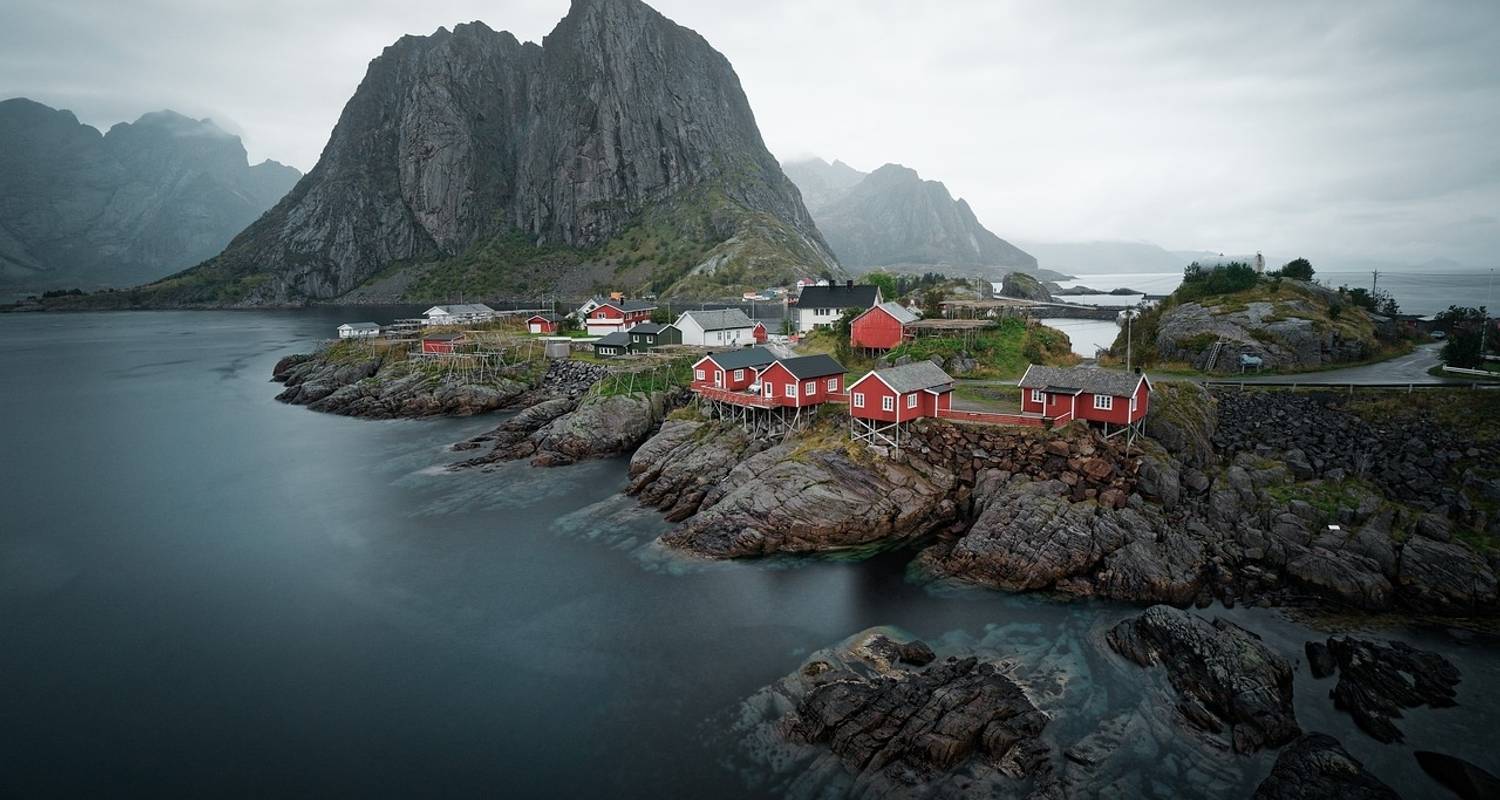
[331,279,1151,451]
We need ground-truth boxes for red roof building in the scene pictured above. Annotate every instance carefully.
[526,314,560,334]
[752,321,768,343]
[422,333,467,354]
[850,302,919,351]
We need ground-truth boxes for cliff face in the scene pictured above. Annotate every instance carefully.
[784,161,1037,276]
[160,0,837,305]
[0,99,300,290]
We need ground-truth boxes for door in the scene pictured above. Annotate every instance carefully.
[714,370,724,388]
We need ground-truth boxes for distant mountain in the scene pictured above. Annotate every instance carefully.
[781,157,866,212]
[786,160,1036,276]
[0,98,300,291]
[1017,240,1278,275]
[125,0,838,306]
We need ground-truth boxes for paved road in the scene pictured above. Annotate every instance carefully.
[1222,343,1456,385]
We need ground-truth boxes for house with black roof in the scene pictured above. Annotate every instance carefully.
[793,281,882,333]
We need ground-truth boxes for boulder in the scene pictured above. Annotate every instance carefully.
[1396,535,1499,612]
[1251,733,1399,800]
[1107,606,1299,753]
[1313,635,1461,744]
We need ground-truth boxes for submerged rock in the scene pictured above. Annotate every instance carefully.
[1107,606,1299,754]
[732,629,1056,799]
[1415,751,1500,800]
[1251,733,1399,800]
[1311,636,1461,744]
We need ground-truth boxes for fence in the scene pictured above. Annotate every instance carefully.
[1204,380,1499,393]
[935,408,1047,427]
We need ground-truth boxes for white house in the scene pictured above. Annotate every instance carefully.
[674,308,757,346]
[422,304,497,326]
[792,282,883,333]
[337,322,381,339]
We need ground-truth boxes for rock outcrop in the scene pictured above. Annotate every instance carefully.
[1107,606,1300,754]
[1251,734,1400,800]
[0,98,299,291]
[457,389,679,468]
[626,418,767,521]
[1305,636,1461,744]
[729,629,1056,799]
[999,272,1053,302]
[789,162,1036,275]
[271,348,533,418]
[659,433,958,558]
[139,0,837,305]
[1415,751,1500,800]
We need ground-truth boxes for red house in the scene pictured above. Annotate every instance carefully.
[526,313,560,334]
[755,355,847,407]
[850,301,919,351]
[752,321,768,343]
[690,347,776,392]
[1018,365,1151,428]
[848,361,955,423]
[582,298,657,335]
[422,333,466,354]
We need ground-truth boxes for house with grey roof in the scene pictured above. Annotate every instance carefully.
[337,322,381,339]
[674,308,757,346]
[1018,365,1152,428]
[422,304,497,326]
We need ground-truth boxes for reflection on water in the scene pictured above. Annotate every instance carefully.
[0,310,1495,797]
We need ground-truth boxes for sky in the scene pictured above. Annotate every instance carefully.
[3,0,1499,270]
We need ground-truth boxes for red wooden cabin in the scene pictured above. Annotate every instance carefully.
[850,301,919,351]
[526,314,560,334]
[755,355,847,407]
[848,361,955,423]
[752,321,768,343]
[1017,365,1151,427]
[690,347,776,392]
[422,333,466,354]
[583,298,657,335]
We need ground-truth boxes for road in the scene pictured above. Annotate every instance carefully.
[1222,343,1456,385]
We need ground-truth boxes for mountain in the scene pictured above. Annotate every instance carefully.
[786,162,1036,275]
[1018,240,1280,276]
[0,98,301,291]
[139,0,838,306]
[781,157,866,212]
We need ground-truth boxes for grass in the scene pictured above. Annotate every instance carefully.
[952,384,1023,413]
[883,317,1078,379]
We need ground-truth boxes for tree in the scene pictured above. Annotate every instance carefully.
[865,271,898,301]
[650,306,671,324]
[922,288,948,318]
[832,307,863,361]
[1436,305,1490,367]
[1280,258,1315,281]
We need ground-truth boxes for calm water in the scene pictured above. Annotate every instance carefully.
[2,311,1497,798]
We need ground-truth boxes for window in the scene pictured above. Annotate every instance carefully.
[764,382,775,397]
[827,378,838,392]
[853,393,865,408]
[1093,394,1114,411]
[788,382,799,398]
[907,393,918,409]
[1130,395,1138,413]
[805,381,815,395]
[695,369,705,381]
[882,396,895,412]
[1031,389,1045,404]
[733,369,744,382]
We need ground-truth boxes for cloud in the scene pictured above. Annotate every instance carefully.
[2,0,1497,268]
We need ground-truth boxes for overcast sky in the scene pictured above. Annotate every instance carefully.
[4,0,1498,269]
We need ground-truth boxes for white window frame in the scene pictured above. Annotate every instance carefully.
[804,381,815,395]
[907,393,918,409]
[733,369,744,382]
[1130,395,1138,413]
[1031,389,1045,404]
[853,393,865,408]
[882,396,895,412]
[788,382,799,398]
[695,369,705,381]
[764,382,775,398]
[1093,394,1114,411]
[827,378,838,392]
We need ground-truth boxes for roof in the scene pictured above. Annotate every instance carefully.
[424,333,465,341]
[599,299,658,312]
[526,313,561,322]
[700,346,776,371]
[1018,365,1147,397]
[796,284,880,309]
[859,301,919,325]
[857,361,955,394]
[772,354,847,380]
[427,303,495,315]
[594,331,632,347]
[632,323,678,335]
[340,322,380,330]
[678,308,754,331]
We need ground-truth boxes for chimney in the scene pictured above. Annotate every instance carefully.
[846,279,854,288]
[1134,367,1142,375]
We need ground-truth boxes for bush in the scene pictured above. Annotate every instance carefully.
[1279,258,1315,281]
[1179,262,1259,300]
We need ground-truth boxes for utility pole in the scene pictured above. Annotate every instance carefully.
[1371,269,1380,294]
[1483,268,1495,357]
[1124,307,1136,372]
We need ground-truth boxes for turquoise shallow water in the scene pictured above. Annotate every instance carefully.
[1,310,1495,798]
